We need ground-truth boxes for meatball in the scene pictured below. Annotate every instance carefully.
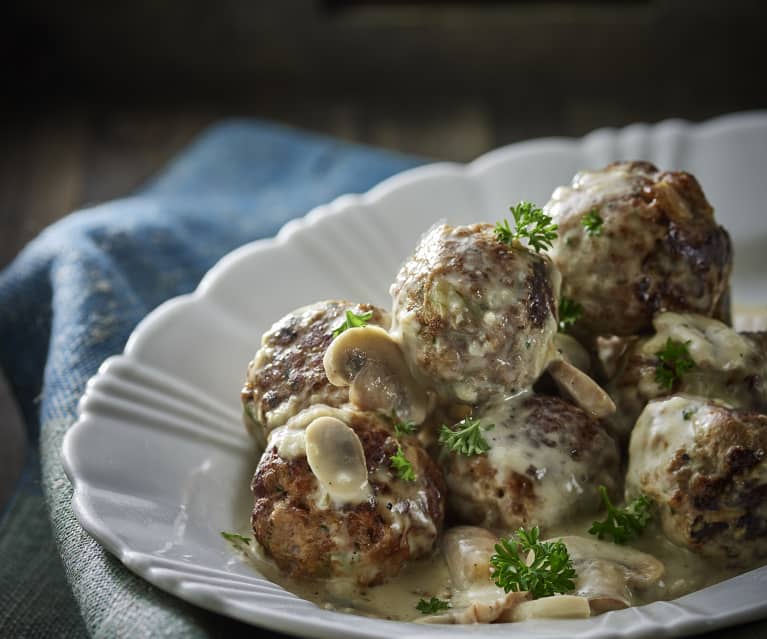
[545,162,732,336]
[251,406,445,585]
[390,223,561,405]
[606,312,767,440]
[241,300,389,439]
[627,396,767,566]
[439,394,620,533]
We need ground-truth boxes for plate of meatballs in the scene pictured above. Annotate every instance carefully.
[64,111,767,639]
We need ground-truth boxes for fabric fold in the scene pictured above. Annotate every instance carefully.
[0,120,423,638]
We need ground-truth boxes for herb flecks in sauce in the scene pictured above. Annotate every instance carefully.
[332,309,374,338]
[390,446,416,481]
[494,201,558,253]
[581,209,604,236]
[558,296,583,332]
[416,596,451,614]
[490,526,576,598]
[439,417,493,456]
[654,338,695,390]
[588,486,653,544]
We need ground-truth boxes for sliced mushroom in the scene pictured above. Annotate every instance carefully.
[417,526,530,624]
[555,535,664,613]
[503,595,591,621]
[324,325,430,424]
[547,359,616,419]
[442,526,497,590]
[304,416,371,505]
[554,333,591,373]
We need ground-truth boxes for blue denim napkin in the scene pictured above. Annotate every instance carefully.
[0,121,423,638]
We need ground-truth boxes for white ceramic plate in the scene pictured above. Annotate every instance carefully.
[63,112,767,639]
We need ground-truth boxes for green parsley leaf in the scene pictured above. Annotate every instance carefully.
[581,209,604,236]
[558,296,583,332]
[654,338,695,390]
[332,309,374,338]
[221,531,252,550]
[682,407,697,420]
[588,485,653,544]
[392,415,417,437]
[490,526,576,598]
[438,417,493,456]
[390,446,416,481]
[416,596,451,614]
[495,201,558,253]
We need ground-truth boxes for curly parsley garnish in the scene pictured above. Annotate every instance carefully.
[390,446,416,481]
[494,201,558,253]
[332,309,373,338]
[581,209,604,236]
[558,296,583,332]
[490,527,576,598]
[221,531,252,550]
[438,417,493,456]
[588,486,653,544]
[391,411,417,437]
[654,338,695,390]
[416,596,451,614]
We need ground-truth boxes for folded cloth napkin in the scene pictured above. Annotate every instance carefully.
[0,121,423,638]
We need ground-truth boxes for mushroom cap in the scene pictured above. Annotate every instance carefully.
[242,300,389,439]
[546,162,732,337]
[323,325,431,424]
[390,223,560,405]
[627,396,767,566]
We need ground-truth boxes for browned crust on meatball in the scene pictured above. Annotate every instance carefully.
[440,395,620,532]
[549,162,732,337]
[241,301,388,437]
[251,412,445,585]
[391,223,559,403]
[657,407,767,564]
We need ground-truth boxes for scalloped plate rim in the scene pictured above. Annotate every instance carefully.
[63,110,767,639]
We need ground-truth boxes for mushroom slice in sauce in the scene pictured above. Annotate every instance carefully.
[324,325,430,424]
[504,595,591,621]
[418,526,530,624]
[547,359,616,419]
[556,535,664,613]
[554,333,592,374]
[304,416,371,505]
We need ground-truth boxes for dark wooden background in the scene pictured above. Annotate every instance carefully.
[3,0,766,269]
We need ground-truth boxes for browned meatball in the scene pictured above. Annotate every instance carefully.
[241,300,389,439]
[390,223,561,405]
[546,162,732,337]
[606,312,767,440]
[251,407,445,585]
[627,396,767,566]
[439,394,620,533]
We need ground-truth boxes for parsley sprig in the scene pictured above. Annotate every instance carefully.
[438,417,493,456]
[332,309,373,338]
[416,596,451,614]
[390,445,416,481]
[581,209,604,236]
[221,531,252,550]
[391,411,417,437]
[490,527,576,598]
[494,201,558,253]
[558,296,583,332]
[588,486,653,544]
[654,338,695,390]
